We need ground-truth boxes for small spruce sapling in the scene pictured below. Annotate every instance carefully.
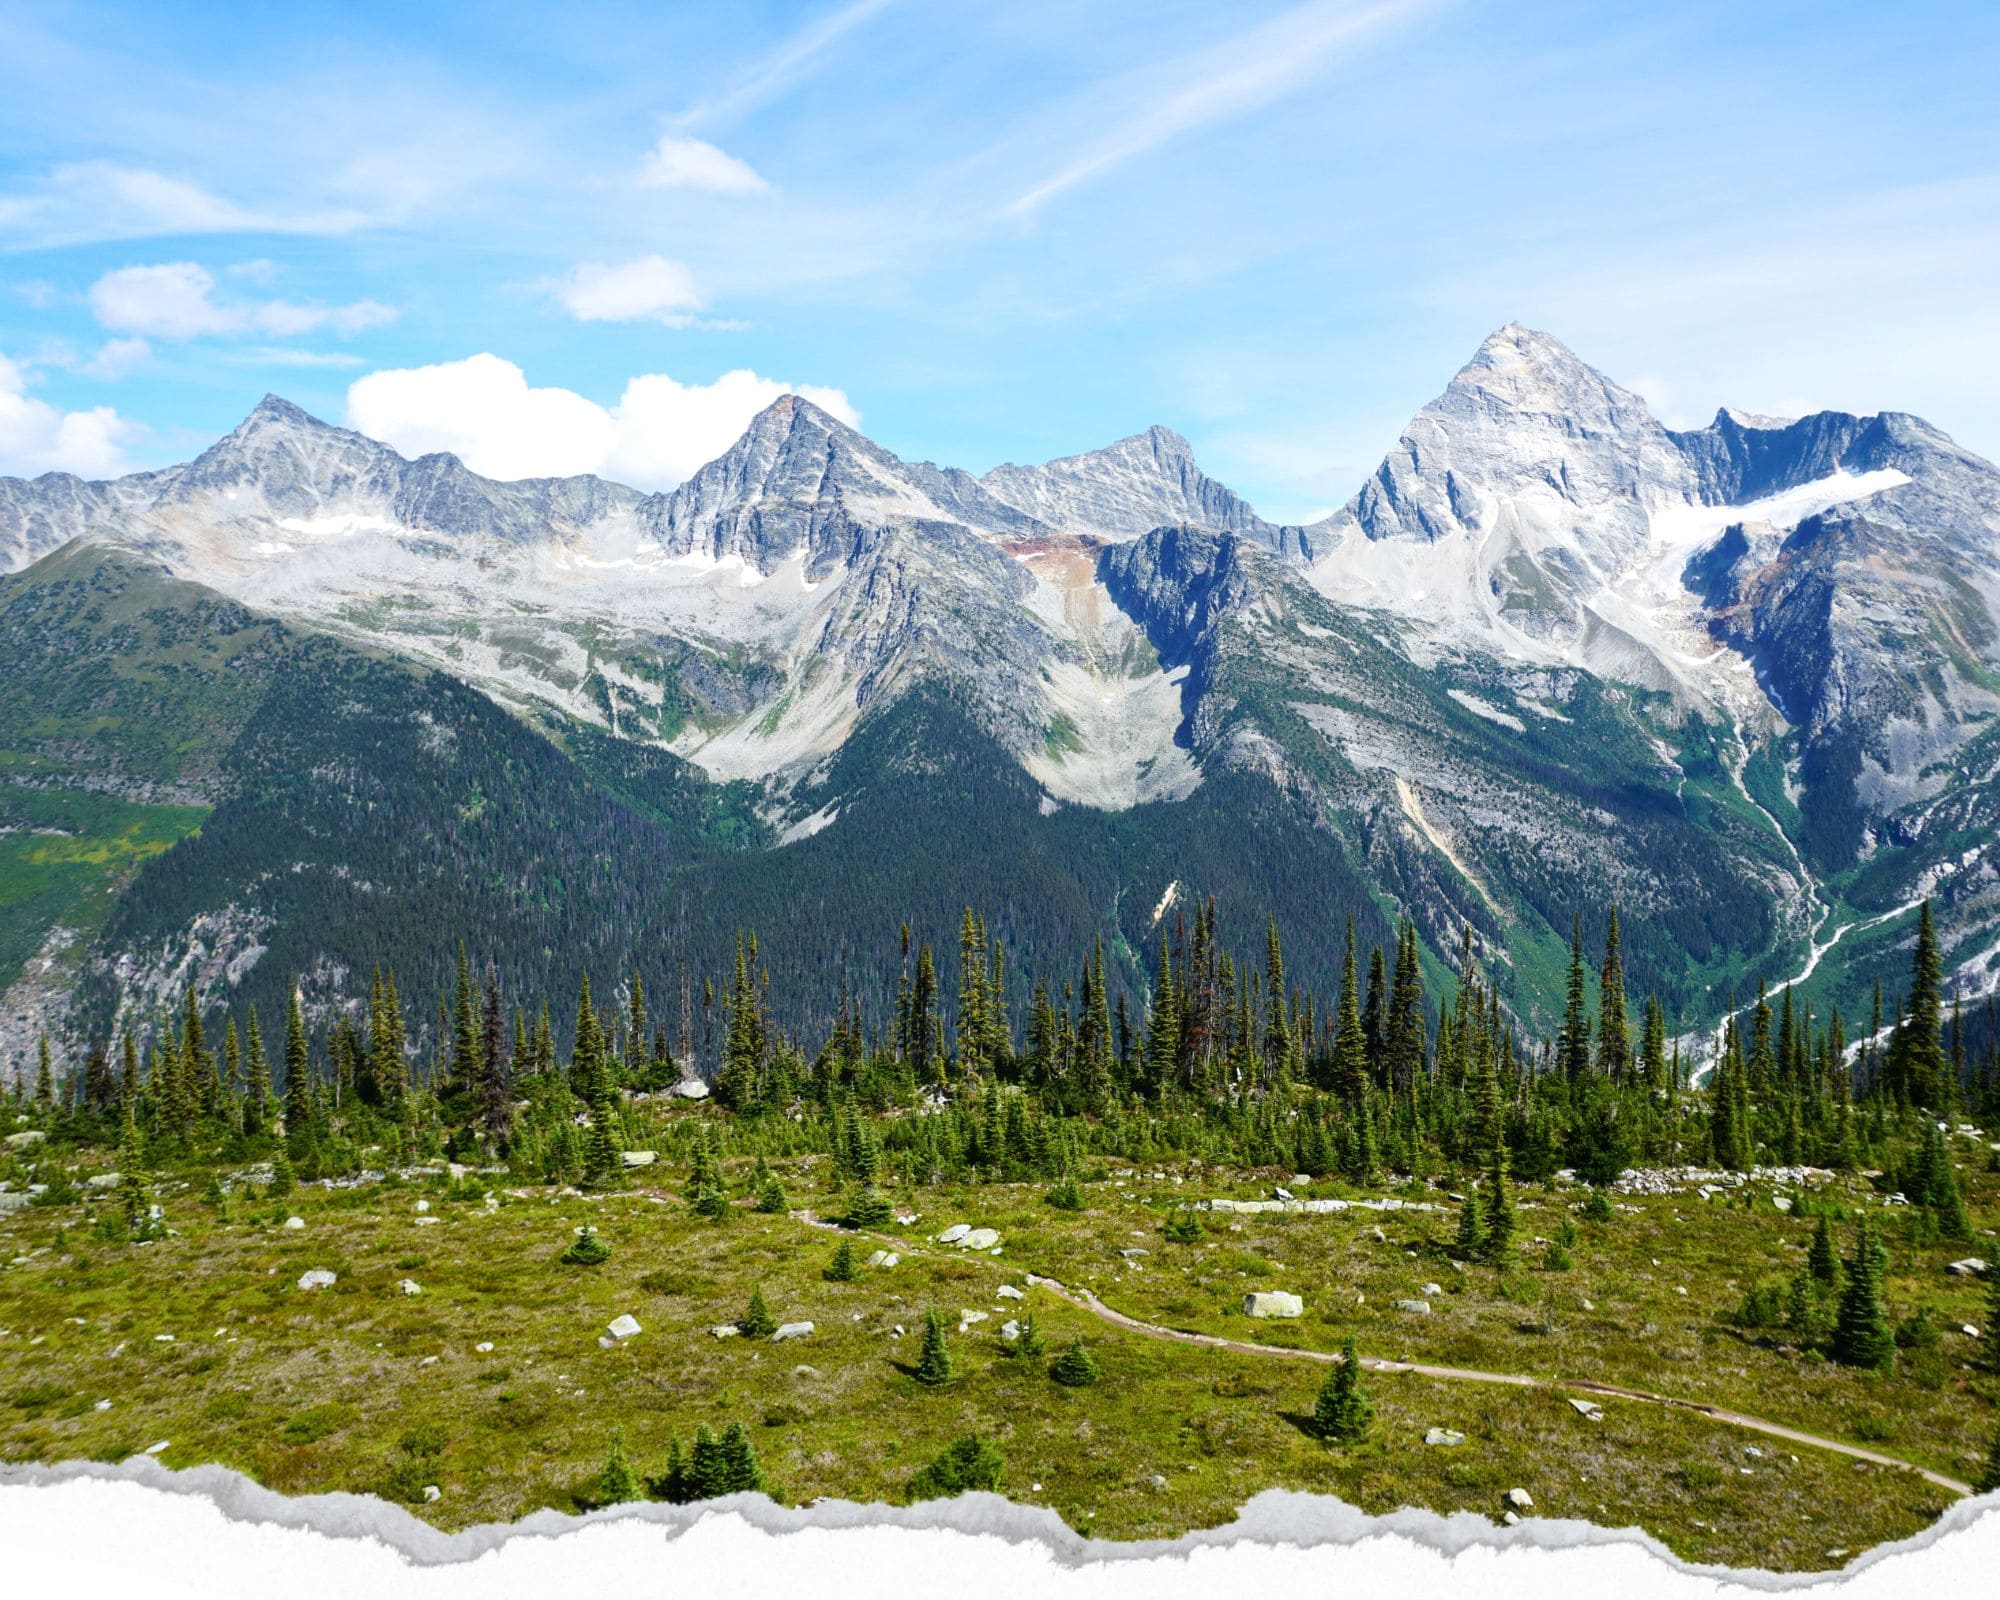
[561,1226,612,1266]
[1050,1337,1100,1388]
[824,1238,857,1282]
[1305,1337,1373,1443]
[740,1285,778,1339]
[910,1433,1004,1499]
[913,1308,954,1386]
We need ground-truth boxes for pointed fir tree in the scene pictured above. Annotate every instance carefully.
[824,1238,857,1282]
[1885,900,1949,1108]
[1049,1336,1100,1387]
[1596,906,1631,1079]
[1559,916,1592,1081]
[1304,1337,1373,1443]
[913,1307,954,1386]
[1830,1219,1895,1371]
[740,1284,777,1339]
[1454,1187,1484,1261]
[596,1433,643,1506]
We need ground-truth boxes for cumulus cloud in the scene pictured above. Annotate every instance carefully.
[546,256,706,325]
[638,136,771,195]
[88,262,396,341]
[345,353,857,490]
[0,352,138,478]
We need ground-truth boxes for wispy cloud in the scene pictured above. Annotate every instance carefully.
[0,161,373,250]
[669,0,896,131]
[87,261,396,340]
[1002,0,1431,218]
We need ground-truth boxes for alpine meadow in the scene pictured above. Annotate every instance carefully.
[2,314,1999,1570]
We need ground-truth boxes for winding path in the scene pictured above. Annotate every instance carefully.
[807,1211,1974,1499]
[1021,1271,1973,1497]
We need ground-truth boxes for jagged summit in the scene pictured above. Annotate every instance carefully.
[977,422,1274,543]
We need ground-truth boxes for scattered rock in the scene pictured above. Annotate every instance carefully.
[144,1441,169,1456]
[1503,1511,1521,1527]
[297,1269,337,1291]
[866,1250,900,1267]
[396,1279,422,1296]
[3,1131,46,1150]
[1946,1258,1989,1278]
[997,1284,1025,1300]
[415,1199,430,1213]
[94,1399,111,1411]
[960,1228,1000,1250]
[792,1364,819,1378]
[1243,1291,1303,1318]
[1505,1487,1533,1510]
[413,1216,440,1227]
[1000,1320,1021,1342]
[672,1079,710,1100]
[772,1321,815,1342]
[1424,1428,1466,1446]
[936,1224,971,1244]
[422,1485,440,1503]
[1422,1282,1443,1296]
[1568,1398,1604,1421]
[475,1341,495,1352]
[282,1216,305,1231]
[1395,1299,1432,1316]
[606,1314,642,1342]
[85,1172,122,1190]
[620,1151,657,1168]
[710,1325,740,1339]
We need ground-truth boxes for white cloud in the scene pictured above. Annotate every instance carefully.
[87,262,395,341]
[345,353,857,490]
[0,161,372,249]
[81,338,151,381]
[0,352,138,478]
[638,136,771,195]
[1003,0,1429,217]
[671,0,896,131]
[546,256,706,325]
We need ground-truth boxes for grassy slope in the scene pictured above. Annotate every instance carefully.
[3,1138,1988,1570]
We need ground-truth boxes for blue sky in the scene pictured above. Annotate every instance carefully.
[2,0,1997,519]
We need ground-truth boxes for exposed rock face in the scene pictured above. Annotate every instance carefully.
[978,425,1277,545]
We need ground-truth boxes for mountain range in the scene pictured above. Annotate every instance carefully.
[3,324,1996,1072]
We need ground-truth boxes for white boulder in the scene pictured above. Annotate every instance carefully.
[606,1314,642,1342]
[282,1216,305,1230]
[620,1151,657,1168]
[1243,1291,1303,1318]
[772,1321,815,1342]
[1424,1428,1465,1446]
[396,1279,422,1296]
[297,1269,336,1291]
[936,1224,971,1244]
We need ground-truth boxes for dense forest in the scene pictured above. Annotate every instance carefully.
[16,895,1997,1222]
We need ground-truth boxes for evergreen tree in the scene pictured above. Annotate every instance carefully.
[1885,901,1949,1108]
[1331,920,1369,1102]
[1978,1421,2000,1496]
[1049,1337,1100,1387]
[1454,1187,1484,1260]
[1808,1216,1832,1296]
[1559,917,1592,1081]
[909,1433,1004,1499]
[1830,1219,1895,1370]
[1304,1338,1373,1443]
[1596,906,1631,1079]
[596,1433,643,1505]
[1483,1135,1514,1264]
[282,983,313,1151]
[824,1238,857,1282]
[740,1285,777,1338]
[913,1307,954,1386]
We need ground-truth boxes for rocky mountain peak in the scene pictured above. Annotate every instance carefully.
[977,425,1273,544]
